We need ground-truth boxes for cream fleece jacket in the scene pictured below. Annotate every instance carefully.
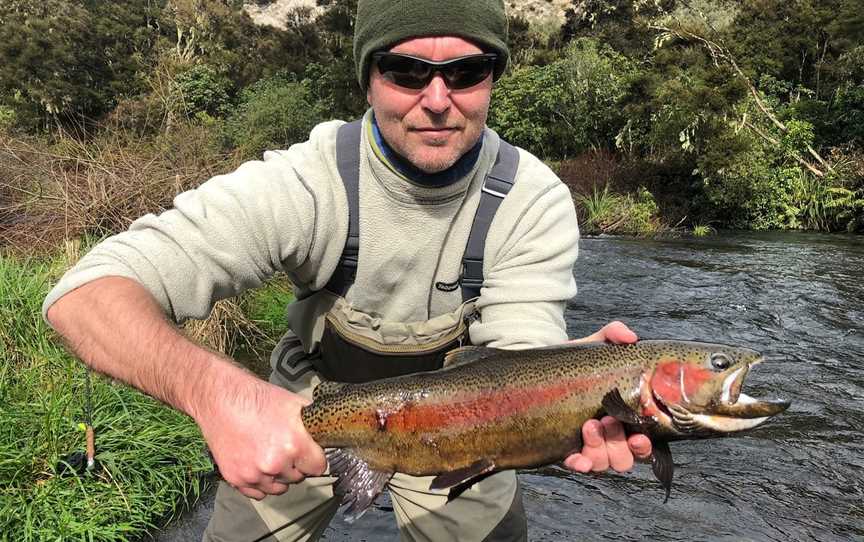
[43,111,579,349]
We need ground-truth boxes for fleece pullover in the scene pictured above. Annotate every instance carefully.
[43,110,579,350]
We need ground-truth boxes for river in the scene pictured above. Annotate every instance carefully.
[157,232,864,541]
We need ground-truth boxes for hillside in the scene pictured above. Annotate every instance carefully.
[244,0,575,29]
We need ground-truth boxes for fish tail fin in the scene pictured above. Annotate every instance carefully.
[326,448,392,522]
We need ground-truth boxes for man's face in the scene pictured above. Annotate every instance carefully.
[366,36,493,174]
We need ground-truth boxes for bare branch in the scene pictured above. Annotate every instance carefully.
[650,13,834,174]
[744,120,825,177]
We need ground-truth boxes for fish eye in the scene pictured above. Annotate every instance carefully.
[710,353,732,370]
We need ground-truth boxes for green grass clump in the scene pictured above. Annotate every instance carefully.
[691,224,717,237]
[0,256,213,541]
[577,185,667,236]
[243,276,295,341]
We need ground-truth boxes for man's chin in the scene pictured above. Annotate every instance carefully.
[410,152,460,174]
[397,142,460,173]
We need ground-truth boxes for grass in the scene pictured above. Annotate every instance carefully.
[691,224,717,237]
[0,122,298,539]
[0,255,214,541]
[243,276,295,341]
[576,184,669,236]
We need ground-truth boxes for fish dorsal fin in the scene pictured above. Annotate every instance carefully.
[651,440,674,503]
[326,448,392,522]
[443,346,499,368]
[430,458,496,492]
[313,381,348,402]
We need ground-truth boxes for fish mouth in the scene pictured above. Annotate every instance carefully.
[711,356,790,424]
[657,356,790,434]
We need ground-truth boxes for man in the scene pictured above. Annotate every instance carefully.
[44,0,651,540]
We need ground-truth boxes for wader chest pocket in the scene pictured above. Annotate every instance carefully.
[315,312,469,383]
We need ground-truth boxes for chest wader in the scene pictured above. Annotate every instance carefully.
[280,119,520,384]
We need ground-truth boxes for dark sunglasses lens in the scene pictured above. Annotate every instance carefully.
[377,56,432,89]
[377,54,495,89]
[442,57,494,89]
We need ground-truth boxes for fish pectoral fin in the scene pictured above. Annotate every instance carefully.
[602,388,656,430]
[443,347,499,368]
[651,440,674,504]
[326,448,392,522]
[430,458,496,491]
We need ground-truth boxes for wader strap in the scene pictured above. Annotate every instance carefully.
[461,141,519,301]
[324,119,363,296]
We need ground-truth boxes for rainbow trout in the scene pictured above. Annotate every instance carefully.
[301,340,789,518]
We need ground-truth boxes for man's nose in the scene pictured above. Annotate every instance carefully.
[420,75,451,114]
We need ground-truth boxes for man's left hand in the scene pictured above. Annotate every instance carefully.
[563,321,653,473]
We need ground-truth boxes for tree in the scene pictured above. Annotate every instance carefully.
[0,1,164,128]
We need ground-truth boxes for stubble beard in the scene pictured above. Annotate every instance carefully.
[408,139,462,173]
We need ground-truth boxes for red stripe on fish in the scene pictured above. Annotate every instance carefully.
[381,372,623,433]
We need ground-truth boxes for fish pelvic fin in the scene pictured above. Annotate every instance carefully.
[326,448,392,522]
[443,347,500,368]
[429,458,497,501]
[651,440,674,503]
[446,471,497,503]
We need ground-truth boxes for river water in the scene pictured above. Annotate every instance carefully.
[157,232,864,541]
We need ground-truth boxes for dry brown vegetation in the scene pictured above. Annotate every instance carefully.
[0,121,261,362]
[0,123,239,253]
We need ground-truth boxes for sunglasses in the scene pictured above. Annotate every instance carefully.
[372,52,497,90]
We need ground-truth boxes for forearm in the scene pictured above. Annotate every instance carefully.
[45,276,257,420]
[46,275,326,497]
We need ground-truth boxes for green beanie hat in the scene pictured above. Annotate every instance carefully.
[354,0,509,90]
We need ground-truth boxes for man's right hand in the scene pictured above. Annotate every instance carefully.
[194,376,327,500]
[46,277,327,501]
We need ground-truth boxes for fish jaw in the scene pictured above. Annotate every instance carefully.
[667,393,790,433]
[708,393,791,419]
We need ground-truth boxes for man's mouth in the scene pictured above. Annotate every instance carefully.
[412,127,458,135]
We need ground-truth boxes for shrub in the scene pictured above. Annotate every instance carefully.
[556,39,635,151]
[173,64,233,118]
[301,61,366,121]
[488,62,568,157]
[489,38,635,159]
[224,75,326,159]
[577,185,623,234]
[699,145,796,230]
[0,103,15,133]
